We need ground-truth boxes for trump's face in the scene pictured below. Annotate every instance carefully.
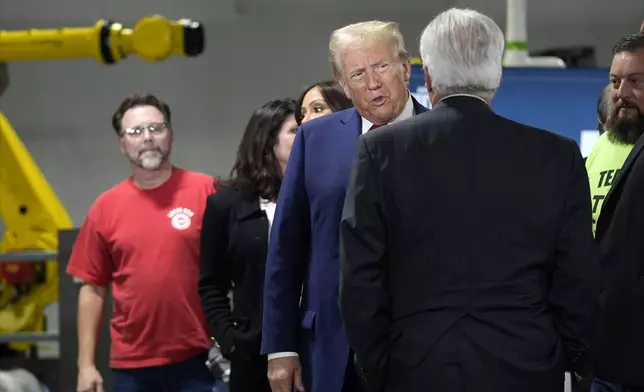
[339,40,411,126]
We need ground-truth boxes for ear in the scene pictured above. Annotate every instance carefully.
[423,66,431,93]
[424,66,440,106]
[167,128,174,143]
[339,78,352,100]
[117,136,126,155]
[402,60,411,84]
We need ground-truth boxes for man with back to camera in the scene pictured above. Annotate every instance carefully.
[590,32,644,392]
[261,20,428,392]
[66,93,223,392]
[338,8,601,392]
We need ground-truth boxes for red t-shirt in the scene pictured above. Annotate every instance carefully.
[66,167,215,369]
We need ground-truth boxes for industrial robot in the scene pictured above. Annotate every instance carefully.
[0,15,204,356]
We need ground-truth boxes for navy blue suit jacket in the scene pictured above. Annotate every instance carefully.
[261,97,428,392]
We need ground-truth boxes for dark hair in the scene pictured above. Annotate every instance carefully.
[218,98,297,201]
[612,32,644,55]
[295,80,353,124]
[597,83,612,134]
[111,93,172,134]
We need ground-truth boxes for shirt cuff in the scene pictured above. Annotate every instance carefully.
[267,352,299,361]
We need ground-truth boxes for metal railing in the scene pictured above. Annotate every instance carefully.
[0,251,57,263]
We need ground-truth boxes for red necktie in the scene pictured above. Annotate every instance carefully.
[369,124,385,131]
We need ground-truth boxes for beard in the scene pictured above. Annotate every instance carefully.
[608,102,644,145]
[129,147,170,170]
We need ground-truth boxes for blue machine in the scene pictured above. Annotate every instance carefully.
[409,65,609,154]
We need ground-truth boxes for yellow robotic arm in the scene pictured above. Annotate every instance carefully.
[0,110,70,350]
[0,15,204,352]
[0,15,204,63]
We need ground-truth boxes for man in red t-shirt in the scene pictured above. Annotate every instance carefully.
[67,93,221,392]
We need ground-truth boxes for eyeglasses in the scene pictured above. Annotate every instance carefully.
[121,122,169,137]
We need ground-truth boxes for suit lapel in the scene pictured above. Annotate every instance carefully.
[412,95,429,114]
[323,99,428,202]
[338,108,362,139]
[337,94,427,141]
[332,110,362,190]
[236,190,263,221]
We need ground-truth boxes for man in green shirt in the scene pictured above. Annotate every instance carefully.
[585,83,635,234]
[585,108,634,234]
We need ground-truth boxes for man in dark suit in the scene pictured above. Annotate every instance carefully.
[261,21,428,392]
[590,32,644,392]
[339,8,601,392]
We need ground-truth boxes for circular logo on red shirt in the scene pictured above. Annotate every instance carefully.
[167,207,195,230]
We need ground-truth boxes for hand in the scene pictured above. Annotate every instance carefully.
[77,365,104,392]
[267,356,305,392]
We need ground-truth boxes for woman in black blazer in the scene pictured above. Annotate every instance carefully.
[199,99,298,392]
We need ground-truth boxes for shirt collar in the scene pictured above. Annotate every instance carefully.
[438,93,488,105]
[360,93,415,135]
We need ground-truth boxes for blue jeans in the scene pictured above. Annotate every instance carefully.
[591,377,644,392]
[112,352,230,392]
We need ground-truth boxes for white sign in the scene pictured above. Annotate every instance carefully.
[580,130,600,158]
[412,86,431,109]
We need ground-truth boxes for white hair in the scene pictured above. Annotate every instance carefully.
[329,21,409,80]
[0,369,44,392]
[419,8,505,101]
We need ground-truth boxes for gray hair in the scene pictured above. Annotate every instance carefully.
[0,369,44,392]
[419,8,505,101]
[329,21,409,80]
[597,83,612,133]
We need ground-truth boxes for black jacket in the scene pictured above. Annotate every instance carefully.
[339,96,601,392]
[592,132,644,386]
[199,187,269,359]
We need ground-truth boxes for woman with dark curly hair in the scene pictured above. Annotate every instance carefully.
[198,98,298,392]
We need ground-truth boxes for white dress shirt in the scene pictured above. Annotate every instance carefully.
[260,197,277,236]
[438,93,488,105]
[360,93,415,134]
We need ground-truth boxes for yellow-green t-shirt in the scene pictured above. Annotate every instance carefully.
[585,132,634,234]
